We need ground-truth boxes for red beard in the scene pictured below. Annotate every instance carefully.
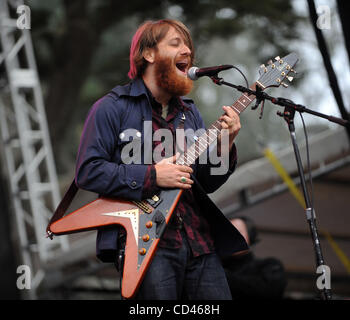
[154,55,193,97]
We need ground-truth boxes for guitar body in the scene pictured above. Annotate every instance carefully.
[49,188,183,298]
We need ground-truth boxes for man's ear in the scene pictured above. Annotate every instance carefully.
[143,48,156,64]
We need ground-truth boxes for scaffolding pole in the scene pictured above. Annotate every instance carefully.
[0,0,69,299]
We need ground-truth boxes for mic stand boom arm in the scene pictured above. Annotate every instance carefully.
[210,75,349,127]
[211,74,340,300]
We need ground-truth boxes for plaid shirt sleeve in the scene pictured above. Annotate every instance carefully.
[228,142,238,171]
[141,164,161,199]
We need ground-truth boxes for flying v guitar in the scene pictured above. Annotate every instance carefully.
[47,53,298,299]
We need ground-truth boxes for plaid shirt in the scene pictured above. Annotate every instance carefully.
[142,92,215,257]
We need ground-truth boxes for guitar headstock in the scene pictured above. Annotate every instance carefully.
[257,52,298,89]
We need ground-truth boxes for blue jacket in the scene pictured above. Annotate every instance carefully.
[75,78,248,261]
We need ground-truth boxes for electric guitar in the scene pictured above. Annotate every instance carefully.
[47,53,299,299]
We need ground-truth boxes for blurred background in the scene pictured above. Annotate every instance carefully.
[0,0,349,300]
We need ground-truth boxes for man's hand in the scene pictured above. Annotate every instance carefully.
[218,106,241,150]
[154,154,194,189]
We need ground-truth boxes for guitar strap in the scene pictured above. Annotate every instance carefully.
[46,110,187,239]
[46,179,78,239]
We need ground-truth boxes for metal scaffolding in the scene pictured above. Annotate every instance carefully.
[0,0,69,298]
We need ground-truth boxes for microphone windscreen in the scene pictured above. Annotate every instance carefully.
[187,67,199,80]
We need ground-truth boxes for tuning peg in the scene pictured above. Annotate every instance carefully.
[290,68,297,74]
[281,82,288,88]
[275,56,280,61]
[260,64,268,73]
[286,76,294,82]
[289,70,303,79]
[267,59,273,65]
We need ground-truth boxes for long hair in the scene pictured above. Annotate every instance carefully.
[128,19,194,79]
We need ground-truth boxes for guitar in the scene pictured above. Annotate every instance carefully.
[47,53,299,299]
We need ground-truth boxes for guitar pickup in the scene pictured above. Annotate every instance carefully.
[146,194,162,208]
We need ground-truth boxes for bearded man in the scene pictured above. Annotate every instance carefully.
[75,19,248,300]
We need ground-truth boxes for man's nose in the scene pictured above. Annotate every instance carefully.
[180,44,191,56]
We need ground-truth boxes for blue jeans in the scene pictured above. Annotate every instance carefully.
[134,233,232,300]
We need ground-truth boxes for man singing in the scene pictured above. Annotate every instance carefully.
[75,19,248,300]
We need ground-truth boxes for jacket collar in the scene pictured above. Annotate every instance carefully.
[110,77,148,98]
[130,77,149,97]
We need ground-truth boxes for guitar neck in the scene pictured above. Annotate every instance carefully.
[178,82,259,166]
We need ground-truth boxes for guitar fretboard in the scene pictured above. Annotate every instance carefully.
[177,82,258,166]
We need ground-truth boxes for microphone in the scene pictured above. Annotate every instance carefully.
[187,64,233,80]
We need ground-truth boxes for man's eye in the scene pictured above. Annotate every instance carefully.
[170,40,180,46]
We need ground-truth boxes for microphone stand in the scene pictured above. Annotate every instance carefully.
[210,75,348,300]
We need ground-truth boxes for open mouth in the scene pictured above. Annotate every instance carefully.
[175,61,189,74]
